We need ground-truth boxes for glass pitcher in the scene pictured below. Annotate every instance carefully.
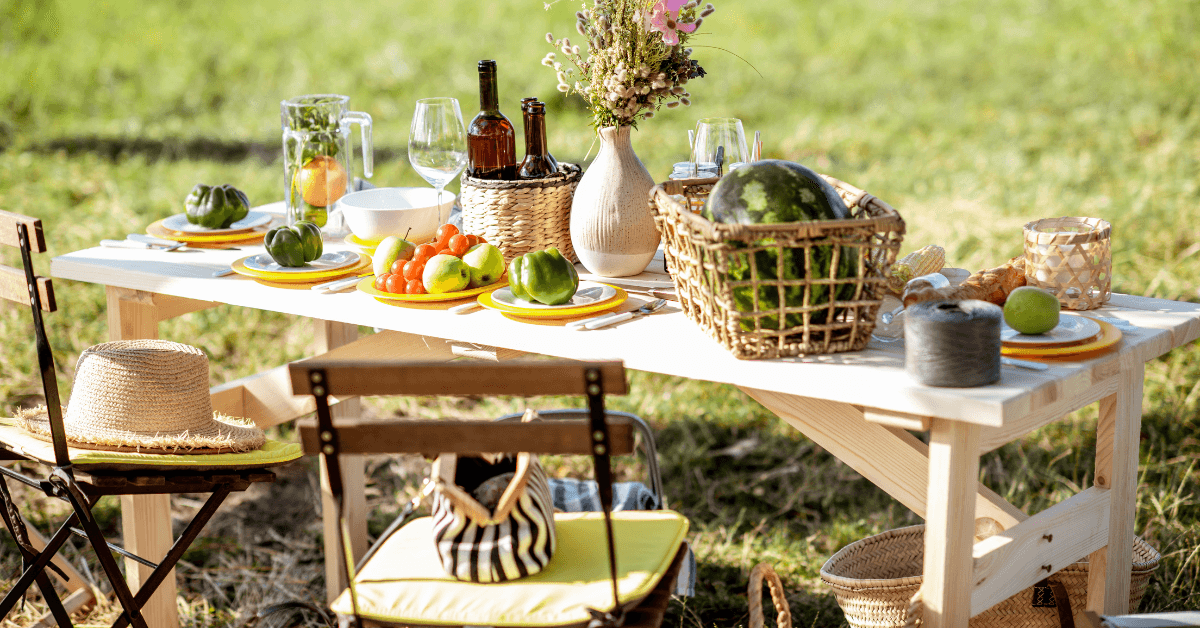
[281,94,373,229]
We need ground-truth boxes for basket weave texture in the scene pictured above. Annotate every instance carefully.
[819,525,1160,628]
[1023,216,1112,311]
[649,175,906,359]
[460,164,581,263]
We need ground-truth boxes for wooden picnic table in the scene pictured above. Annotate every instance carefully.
[50,214,1200,628]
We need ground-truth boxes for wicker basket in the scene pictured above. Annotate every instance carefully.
[649,175,906,359]
[819,525,1160,628]
[460,164,581,263]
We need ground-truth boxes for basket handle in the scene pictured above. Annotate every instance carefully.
[748,563,791,628]
[904,579,1076,628]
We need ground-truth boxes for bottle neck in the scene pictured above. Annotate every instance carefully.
[478,70,500,113]
[525,109,547,155]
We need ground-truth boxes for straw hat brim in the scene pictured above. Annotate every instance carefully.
[19,406,266,455]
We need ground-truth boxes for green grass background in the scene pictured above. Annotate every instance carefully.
[1,0,1199,625]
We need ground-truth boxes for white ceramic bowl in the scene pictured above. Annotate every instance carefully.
[335,187,453,243]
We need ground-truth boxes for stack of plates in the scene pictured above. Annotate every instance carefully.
[478,282,628,319]
[230,251,371,284]
[148,212,277,248]
[1001,314,1122,358]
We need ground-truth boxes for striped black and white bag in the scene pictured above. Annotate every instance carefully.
[429,415,556,583]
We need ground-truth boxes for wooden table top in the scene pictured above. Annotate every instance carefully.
[51,231,1200,429]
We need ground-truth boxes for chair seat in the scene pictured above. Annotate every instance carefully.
[331,510,690,627]
[0,417,301,471]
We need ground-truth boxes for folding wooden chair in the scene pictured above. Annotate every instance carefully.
[291,358,690,628]
[0,210,299,628]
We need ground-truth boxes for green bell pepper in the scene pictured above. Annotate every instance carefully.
[184,183,250,229]
[509,248,579,305]
[264,221,324,268]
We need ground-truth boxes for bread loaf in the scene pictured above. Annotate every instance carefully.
[903,256,1026,307]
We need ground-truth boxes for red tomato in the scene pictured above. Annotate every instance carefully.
[385,274,406,294]
[435,224,460,247]
[406,279,426,294]
[390,259,406,275]
[402,260,426,282]
[413,243,437,263]
[447,234,471,257]
[465,234,480,248]
[374,273,390,292]
[476,235,488,245]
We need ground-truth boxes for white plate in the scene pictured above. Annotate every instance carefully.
[1001,313,1102,346]
[162,211,273,234]
[491,282,618,310]
[243,250,360,274]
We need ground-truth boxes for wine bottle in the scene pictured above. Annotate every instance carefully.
[467,60,517,180]
[519,101,559,179]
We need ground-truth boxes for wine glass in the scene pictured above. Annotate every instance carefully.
[692,118,749,176]
[408,98,468,224]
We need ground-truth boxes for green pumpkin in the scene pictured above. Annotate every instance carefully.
[509,248,579,305]
[264,221,324,268]
[184,183,251,229]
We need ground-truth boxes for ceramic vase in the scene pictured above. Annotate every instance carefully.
[570,125,659,277]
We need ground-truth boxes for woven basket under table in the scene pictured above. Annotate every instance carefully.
[460,163,581,263]
[820,525,1159,628]
[649,175,906,359]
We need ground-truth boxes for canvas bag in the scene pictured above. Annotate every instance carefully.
[429,411,557,583]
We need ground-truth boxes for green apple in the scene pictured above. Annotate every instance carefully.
[462,243,506,288]
[372,235,416,276]
[423,254,470,293]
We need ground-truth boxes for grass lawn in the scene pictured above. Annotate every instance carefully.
[1,0,1199,625]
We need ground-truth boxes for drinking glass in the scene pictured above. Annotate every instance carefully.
[692,118,749,175]
[408,98,468,225]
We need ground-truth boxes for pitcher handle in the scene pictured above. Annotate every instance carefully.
[345,111,373,179]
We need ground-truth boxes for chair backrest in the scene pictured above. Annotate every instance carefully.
[1,210,68,468]
[290,358,634,625]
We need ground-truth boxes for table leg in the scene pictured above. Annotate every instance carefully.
[922,418,982,628]
[315,320,366,604]
[1086,359,1144,614]
[106,287,179,628]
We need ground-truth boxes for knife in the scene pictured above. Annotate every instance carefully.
[100,239,154,250]
[584,299,667,330]
[127,233,187,251]
[311,273,371,293]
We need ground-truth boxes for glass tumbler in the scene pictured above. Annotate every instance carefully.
[281,94,373,229]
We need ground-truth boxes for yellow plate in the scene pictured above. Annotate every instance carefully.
[1001,319,1122,357]
[477,285,628,319]
[345,233,380,256]
[147,218,277,243]
[231,254,372,283]
[357,275,508,302]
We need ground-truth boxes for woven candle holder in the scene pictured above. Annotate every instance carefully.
[1023,216,1111,310]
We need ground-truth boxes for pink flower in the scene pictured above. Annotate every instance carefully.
[647,0,697,46]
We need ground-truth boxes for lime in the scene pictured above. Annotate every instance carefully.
[1003,286,1061,334]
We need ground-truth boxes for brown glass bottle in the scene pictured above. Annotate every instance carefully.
[467,60,517,180]
[519,101,558,179]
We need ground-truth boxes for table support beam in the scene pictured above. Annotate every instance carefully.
[1086,357,1144,615]
[739,388,1026,531]
[106,287,179,628]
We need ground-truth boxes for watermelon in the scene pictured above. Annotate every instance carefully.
[702,160,857,330]
[701,160,848,224]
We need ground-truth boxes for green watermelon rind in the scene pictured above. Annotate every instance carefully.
[701,160,849,226]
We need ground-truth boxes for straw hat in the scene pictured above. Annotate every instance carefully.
[22,340,264,454]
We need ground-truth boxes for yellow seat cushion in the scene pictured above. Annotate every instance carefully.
[0,417,301,471]
[331,510,689,627]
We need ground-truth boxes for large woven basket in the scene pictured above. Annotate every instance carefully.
[649,175,906,359]
[460,164,581,263]
[819,525,1160,628]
